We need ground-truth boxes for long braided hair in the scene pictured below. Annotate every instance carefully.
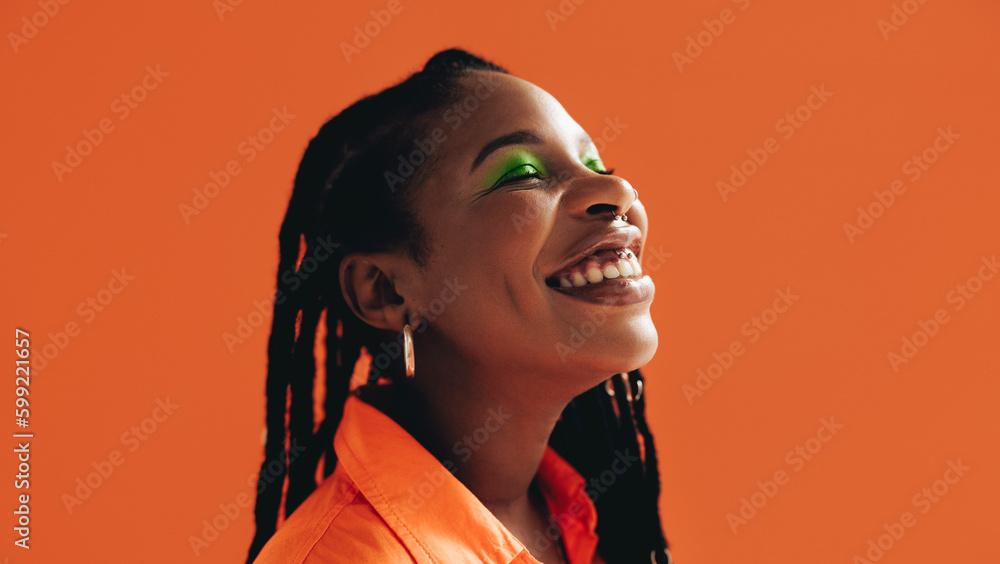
[246,48,671,564]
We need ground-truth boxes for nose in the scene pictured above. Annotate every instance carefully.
[562,170,638,222]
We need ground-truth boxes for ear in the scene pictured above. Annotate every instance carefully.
[339,253,410,332]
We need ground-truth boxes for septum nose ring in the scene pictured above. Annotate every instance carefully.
[613,188,639,222]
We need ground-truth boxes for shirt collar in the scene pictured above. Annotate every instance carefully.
[334,393,599,564]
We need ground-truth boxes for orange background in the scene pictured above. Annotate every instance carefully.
[2,0,998,562]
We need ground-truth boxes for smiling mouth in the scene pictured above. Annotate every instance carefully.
[544,247,643,288]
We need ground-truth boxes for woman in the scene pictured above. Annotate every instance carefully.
[247,48,672,564]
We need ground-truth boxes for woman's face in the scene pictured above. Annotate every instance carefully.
[396,71,657,394]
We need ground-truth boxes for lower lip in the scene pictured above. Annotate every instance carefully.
[547,275,655,306]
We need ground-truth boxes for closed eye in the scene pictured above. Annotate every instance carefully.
[494,163,543,187]
[584,158,615,176]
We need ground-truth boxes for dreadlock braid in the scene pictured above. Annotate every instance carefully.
[632,371,672,563]
[548,371,671,563]
[246,48,671,564]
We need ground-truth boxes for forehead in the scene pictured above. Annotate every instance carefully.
[435,72,586,163]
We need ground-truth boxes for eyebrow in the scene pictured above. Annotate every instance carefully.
[470,130,544,172]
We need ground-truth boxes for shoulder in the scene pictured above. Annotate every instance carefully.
[252,466,415,564]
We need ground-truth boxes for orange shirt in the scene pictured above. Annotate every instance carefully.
[253,393,604,564]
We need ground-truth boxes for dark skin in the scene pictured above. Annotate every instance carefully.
[340,72,656,563]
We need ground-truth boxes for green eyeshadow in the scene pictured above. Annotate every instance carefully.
[581,151,606,173]
[480,148,548,191]
[477,148,608,192]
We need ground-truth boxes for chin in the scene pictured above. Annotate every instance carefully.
[615,322,658,373]
[569,316,658,377]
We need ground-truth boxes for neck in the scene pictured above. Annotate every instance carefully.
[360,358,576,530]
[393,375,565,508]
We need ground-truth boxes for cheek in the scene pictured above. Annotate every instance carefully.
[486,195,558,295]
[474,191,557,263]
[451,192,558,268]
[451,194,557,304]
[505,192,555,238]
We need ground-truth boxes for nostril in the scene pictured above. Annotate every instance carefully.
[586,203,617,217]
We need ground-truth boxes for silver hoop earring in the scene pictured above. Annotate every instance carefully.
[652,548,673,564]
[403,323,415,378]
[604,373,642,402]
[604,377,616,396]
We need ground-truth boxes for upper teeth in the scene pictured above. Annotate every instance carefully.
[556,250,643,288]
